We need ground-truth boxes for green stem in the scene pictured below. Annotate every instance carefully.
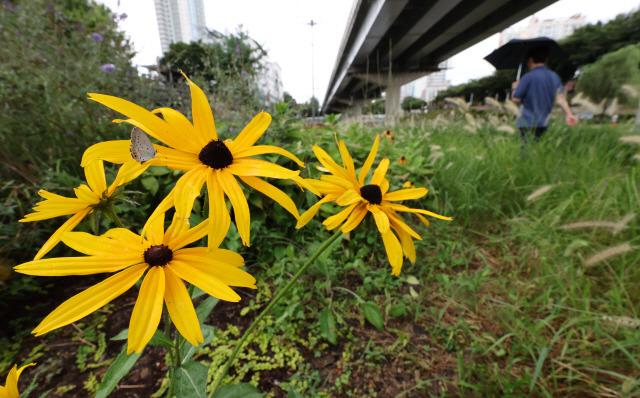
[208,229,343,396]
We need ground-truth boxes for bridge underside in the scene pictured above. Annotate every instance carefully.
[323,0,557,115]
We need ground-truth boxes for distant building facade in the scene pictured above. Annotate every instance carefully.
[400,60,451,103]
[499,14,587,45]
[154,0,207,53]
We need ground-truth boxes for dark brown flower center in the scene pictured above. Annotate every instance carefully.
[198,139,233,169]
[143,244,173,267]
[360,184,382,205]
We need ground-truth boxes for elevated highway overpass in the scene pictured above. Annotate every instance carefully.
[322,0,558,118]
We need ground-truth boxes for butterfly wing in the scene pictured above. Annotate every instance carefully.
[130,127,157,163]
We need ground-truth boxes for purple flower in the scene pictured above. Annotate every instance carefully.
[118,13,128,20]
[66,130,74,136]
[241,71,247,77]
[0,24,3,29]
[91,33,103,43]
[236,43,241,54]
[229,127,236,133]
[76,22,83,29]
[296,114,302,120]
[100,63,116,73]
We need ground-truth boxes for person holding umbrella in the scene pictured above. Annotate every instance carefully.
[511,45,578,143]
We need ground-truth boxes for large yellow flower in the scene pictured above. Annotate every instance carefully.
[82,73,308,248]
[297,135,452,275]
[15,214,255,354]
[20,160,142,260]
[0,363,35,398]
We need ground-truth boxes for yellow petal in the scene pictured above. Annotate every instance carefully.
[15,255,140,276]
[128,266,165,354]
[291,176,321,197]
[88,93,180,149]
[296,196,334,229]
[141,191,175,240]
[164,267,203,347]
[173,165,208,219]
[205,175,230,250]
[385,211,422,240]
[380,229,403,276]
[382,202,452,221]
[335,189,363,207]
[156,145,201,171]
[107,160,150,195]
[358,135,380,185]
[81,140,133,167]
[74,185,100,204]
[217,170,250,246]
[341,204,368,233]
[391,219,416,263]
[62,231,145,256]
[227,158,300,179]
[312,145,351,182]
[367,204,390,233]
[84,160,107,196]
[146,212,165,245]
[163,213,191,247]
[33,208,92,260]
[233,144,305,167]
[173,248,254,287]
[240,176,300,219]
[152,108,202,152]
[181,73,217,143]
[228,111,271,152]
[370,158,390,186]
[380,178,390,195]
[337,139,359,186]
[383,188,428,202]
[323,203,357,230]
[321,175,354,191]
[166,261,241,302]
[33,264,147,336]
[4,363,35,398]
[167,217,209,251]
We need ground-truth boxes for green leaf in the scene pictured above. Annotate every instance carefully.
[319,307,337,345]
[389,303,407,317]
[172,361,208,398]
[95,344,142,398]
[405,275,420,285]
[110,329,128,341]
[141,176,159,196]
[212,383,263,398]
[529,346,548,393]
[149,330,173,348]
[287,388,303,398]
[196,296,220,324]
[180,325,215,364]
[361,302,384,331]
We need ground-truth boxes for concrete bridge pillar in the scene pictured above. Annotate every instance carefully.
[351,99,366,119]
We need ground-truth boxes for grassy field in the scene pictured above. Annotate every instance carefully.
[3,111,640,397]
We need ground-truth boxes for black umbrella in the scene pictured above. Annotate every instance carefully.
[484,37,564,80]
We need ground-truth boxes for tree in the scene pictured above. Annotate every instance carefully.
[577,44,640,114]
[401,96,427,111]
[551,8,640,81]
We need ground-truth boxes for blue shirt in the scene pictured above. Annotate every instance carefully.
[513,66,562,128]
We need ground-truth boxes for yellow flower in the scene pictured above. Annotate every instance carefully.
[15,214,255,354]
[82,73,308,248]
[398,156,407,166]
[383,129,394,141]
[0,363,35,398]
[20,160,141,260]
[297,135,451,275]
[402,181,415,189]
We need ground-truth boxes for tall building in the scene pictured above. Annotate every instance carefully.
[400,60,451,103]
[499,14,587,45]
[154,0,207,53]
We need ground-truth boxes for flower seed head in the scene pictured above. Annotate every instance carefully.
[199,139,233,169]
[360,184,382,205]
[143,244,173,267]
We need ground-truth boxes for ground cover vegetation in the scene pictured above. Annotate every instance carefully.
[2,0,640,397]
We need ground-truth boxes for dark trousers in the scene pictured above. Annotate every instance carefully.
[519,127,548,143]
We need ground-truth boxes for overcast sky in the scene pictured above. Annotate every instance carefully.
[98,0,638,104]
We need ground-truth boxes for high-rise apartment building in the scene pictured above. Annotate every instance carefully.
[154,0,207,53]
[400,60,451,103]
[499,14,587,45]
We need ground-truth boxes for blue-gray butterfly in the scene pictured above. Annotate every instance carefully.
[130,127,157,163]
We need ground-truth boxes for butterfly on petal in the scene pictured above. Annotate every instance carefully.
[130,127,157,163]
